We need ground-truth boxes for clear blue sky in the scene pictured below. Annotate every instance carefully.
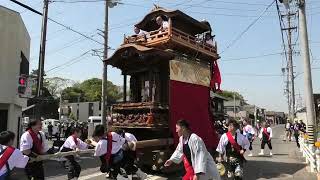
[1,0,320,112]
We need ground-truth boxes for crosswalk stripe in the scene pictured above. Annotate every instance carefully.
[78,172,104,180]
[78,172,165,180]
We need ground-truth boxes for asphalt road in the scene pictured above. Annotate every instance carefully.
[10,125,317,180]
[242,125,316,180]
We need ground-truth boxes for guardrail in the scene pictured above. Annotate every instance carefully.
[299,137,317,172]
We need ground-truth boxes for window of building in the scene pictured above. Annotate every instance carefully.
[0,110,8,132]
[20,52,29,75]
[77,104,79,120]
[89,103,93,116]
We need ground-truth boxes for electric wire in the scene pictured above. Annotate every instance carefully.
[220,0,276,54]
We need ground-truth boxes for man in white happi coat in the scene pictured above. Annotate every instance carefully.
[216,120,249,179]
[165,120,221,180]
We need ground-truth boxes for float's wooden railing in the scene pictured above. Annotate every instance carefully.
[123,27,217,57]
[171,28,217,54]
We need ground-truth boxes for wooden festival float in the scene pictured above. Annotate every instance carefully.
[107,6,221,171]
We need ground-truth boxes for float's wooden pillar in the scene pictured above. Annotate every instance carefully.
[168,18,172,35]
[123,73,127,102]
[155,69,160,103]
[149,70,153,102]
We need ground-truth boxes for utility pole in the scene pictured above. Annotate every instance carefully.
[36,0,49,97]
[282,67,291,122]
[101,0,109,129]
[233,93,236,119]
[286,13,296,120]
[59,95,62,121]
[286,78,291,120]
[298,0,316,145]
[279,0,297,121]
[254,105,257,126]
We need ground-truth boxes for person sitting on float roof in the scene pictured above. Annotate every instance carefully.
[156,16,169,32]
[204,32,215,47]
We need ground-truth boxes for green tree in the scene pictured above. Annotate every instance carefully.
[79,78,102,102]
[61,87,85,103]
[106,80,123,103]
[220,90,245,101]
[80,78,122,103]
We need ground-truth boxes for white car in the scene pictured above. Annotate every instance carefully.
[88,116,111,127]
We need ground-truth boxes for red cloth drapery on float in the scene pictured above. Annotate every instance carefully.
[169,80,219,151]
[210,60,222,92]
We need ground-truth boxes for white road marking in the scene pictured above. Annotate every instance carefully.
[78,172,166,180]
[78,172,104,180]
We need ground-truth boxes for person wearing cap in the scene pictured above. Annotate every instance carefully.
[20,119,49,180]
[0,131,29,180]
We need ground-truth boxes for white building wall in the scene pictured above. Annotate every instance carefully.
[63,102,100,122]
[0,6,30,146]
[93,102,101,116]
[79,103,89,122]
[0,6,30,106]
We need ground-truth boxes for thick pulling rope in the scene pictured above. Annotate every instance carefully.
[29,138,174,162]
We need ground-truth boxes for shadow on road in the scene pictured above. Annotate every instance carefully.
[9,157,101,180]
[45,157,101,178]
[243,160,307,180]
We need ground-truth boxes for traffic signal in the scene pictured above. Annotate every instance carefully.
[18,76,27,95]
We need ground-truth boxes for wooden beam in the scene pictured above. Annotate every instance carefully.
[123,73,127,102]
[136,138,174,149]
[149,70,153,102]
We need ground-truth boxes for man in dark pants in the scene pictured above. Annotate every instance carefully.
[48,122,53,141]
[293,121,301,148]
[120,132,138,176]
[60,128,89,180]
